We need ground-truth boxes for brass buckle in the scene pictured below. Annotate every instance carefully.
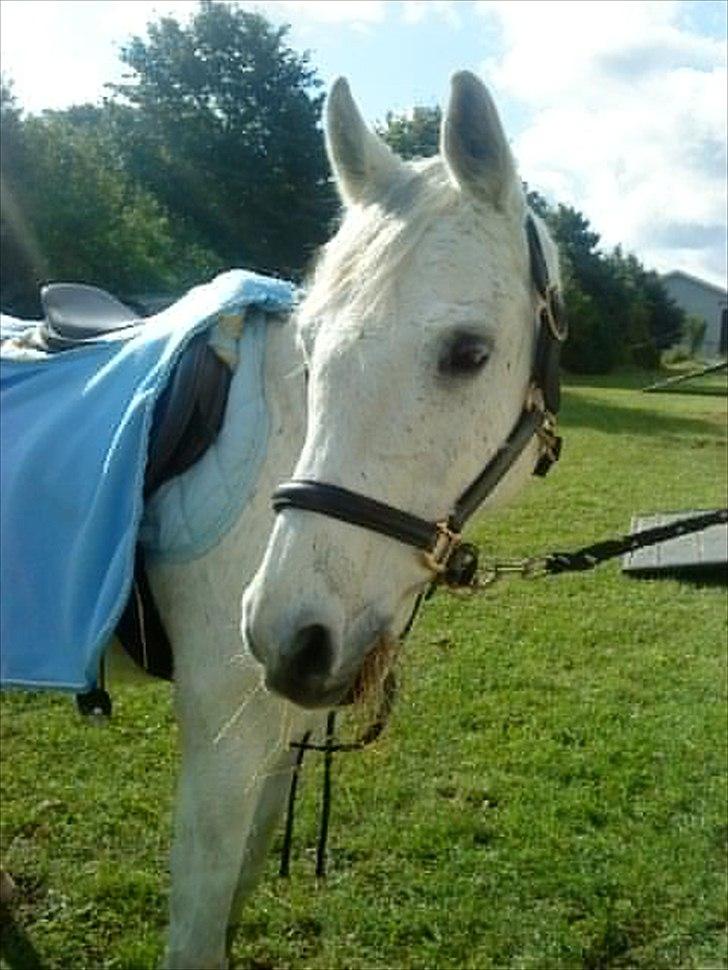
[422,521,462,576]
[537,411,560,462]
[541,286,568,342]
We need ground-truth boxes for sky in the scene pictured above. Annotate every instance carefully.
[1,0,726,287]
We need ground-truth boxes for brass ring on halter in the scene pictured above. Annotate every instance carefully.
[422,520,462,576]
[543,286,569,342]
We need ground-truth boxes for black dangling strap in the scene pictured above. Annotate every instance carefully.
[75,656,112,719]
[279,729,311,878]
[279,596,416,879]
[316,711,337,879]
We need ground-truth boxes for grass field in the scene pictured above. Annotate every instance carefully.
[1,369,727,970]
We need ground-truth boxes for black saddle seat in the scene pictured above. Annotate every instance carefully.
[37,281,232,494]
[41,283,140,346]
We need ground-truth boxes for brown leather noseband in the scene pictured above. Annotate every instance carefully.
[272,215,568,588]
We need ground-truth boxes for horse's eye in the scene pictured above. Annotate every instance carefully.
[439,334,491,376]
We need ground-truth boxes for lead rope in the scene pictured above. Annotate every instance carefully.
[279,729,311,878]
[280,670,401,879]
[471,507,728,588]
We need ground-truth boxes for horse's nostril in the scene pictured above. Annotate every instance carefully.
[262,620,342,707]
[291,623,333,679]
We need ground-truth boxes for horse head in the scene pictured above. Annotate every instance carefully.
[243,71,561,708]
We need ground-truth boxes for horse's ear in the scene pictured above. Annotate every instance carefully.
[441,71,516,209]
[326,77,406,206]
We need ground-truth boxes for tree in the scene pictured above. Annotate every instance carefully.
[0,79,39,315]
[0,91,219,317]
[109,2,337,278]
[527,190,683,373]
[604,246,684,351]
[377,105,441,160]
[559,268,621,374]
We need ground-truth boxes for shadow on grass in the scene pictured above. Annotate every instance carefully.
[627,566,727,587]
[561,389,726,440]
[563,369,661,391]
[646,384,728,398]
[0,904,46,970]
[565,367,727,394]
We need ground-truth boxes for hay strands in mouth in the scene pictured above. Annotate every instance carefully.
[292,630,401,755]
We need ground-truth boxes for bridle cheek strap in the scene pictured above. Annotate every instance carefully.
[271,214,568,589]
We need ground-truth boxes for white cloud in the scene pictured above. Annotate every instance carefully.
[0,1,196,112]
[268,1,386,27]
[0,0,388,112]
[476,0,727,285]
[400,1,461,28]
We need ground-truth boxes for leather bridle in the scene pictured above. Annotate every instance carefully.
[272,215,568,589]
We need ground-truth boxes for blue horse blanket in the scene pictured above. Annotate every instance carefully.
[0,270,295,692]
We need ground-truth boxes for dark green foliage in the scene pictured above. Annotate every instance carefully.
[377,105,442,160]
[527,190,685,374]
[0,2,338,315]
[630,340,661,370]
[0,80,37,316]
[606,245,685,351]
[0,82,219,317]
[560,276,619,375]
[110,1,337,278]
[1,31,685,371]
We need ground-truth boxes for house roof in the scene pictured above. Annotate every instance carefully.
[661,269,728,299]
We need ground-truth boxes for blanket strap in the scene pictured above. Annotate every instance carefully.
[75,657,112,718]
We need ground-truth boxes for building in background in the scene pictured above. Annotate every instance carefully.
[661,271,728,358]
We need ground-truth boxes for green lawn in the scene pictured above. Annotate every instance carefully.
[2,372,727,970]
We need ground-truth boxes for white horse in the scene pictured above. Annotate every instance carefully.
[6,71,561,969]
[152,70,560,968]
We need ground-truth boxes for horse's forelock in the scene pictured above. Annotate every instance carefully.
[298,159,457,330]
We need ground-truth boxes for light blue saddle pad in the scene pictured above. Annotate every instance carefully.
[0,270,295,693]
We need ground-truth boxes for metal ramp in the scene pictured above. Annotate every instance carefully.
[642,359,727,394]
[622,509,728,577]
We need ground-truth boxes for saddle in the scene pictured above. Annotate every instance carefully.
[39,284,232,497]
[1,269,296,705]
[41,283,232,700]
[40,283,232,696]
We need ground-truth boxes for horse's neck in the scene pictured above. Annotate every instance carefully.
[147,316,307,661]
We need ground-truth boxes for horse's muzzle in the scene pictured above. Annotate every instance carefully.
[246,618,353,709]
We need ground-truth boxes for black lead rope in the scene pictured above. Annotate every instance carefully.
[280,670,400,879]
[278,711,339,879]
[447,508,728,589]
[542,508,728,576]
